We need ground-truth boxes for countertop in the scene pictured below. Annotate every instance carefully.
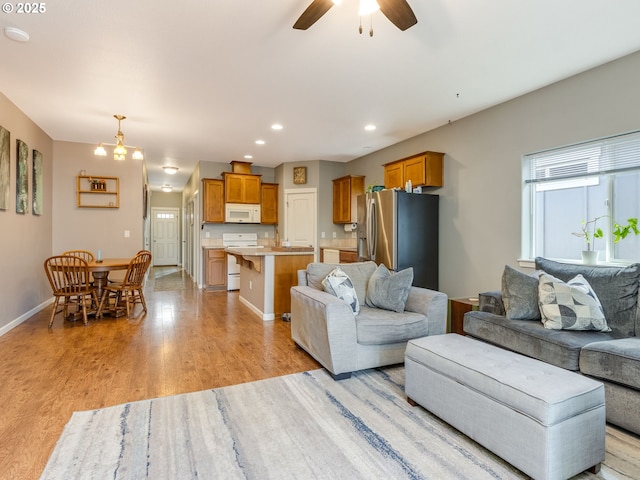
[225,246,314,257]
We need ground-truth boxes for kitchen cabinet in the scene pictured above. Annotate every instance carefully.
[76,175,119,208]
[383,151,444,189]
[261,183,278,224]
[332,175,365,224]
[223,172,261,204]
[339,250,358,263]
[204,248,227,290]
[202,178,224,223]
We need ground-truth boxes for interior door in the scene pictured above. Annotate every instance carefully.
[151,207,180,266]
[285,189,317,255]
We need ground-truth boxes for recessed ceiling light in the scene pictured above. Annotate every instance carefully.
[4,27,29,43]
[163,166,179,174]
[364,124,376,131]
[244,155,253,159]
[271,123,283,130]
[255,139,266,145]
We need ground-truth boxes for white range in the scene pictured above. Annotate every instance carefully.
[222,233,262,290]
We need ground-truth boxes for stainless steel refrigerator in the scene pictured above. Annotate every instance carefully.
[357,189,439,290]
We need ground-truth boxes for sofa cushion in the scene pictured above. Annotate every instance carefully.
[501,265,541,320]
[580,338,640,390]
[462,311,617,370]
[538,273,610,332]
[355,306,428,345]
[322,267,360,314]
[535,257,640,337]
[365,264,413,313]
[306,261,377,304]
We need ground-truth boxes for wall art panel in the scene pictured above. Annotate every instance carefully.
[16,139,28,214]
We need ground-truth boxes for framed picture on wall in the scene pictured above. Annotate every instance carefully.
[0,125,9,210]
[32,149,43,215]
[143,184,149,219]
[293,166,307,185]
[16,139,28,214]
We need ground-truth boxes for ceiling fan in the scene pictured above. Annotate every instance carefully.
[293,0,417,32]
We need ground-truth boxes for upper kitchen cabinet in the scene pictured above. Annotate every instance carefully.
[333,175,365,224]
[202,178,224,223]
[261,183,278,224]
[383,151,444,189]
[223,172,261,204]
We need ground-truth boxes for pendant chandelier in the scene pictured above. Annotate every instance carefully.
[94,114,144,161]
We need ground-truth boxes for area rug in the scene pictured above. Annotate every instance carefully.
[42,367,555,479]
[153,270,186,291]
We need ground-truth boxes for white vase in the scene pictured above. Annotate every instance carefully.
[581,250,599,265]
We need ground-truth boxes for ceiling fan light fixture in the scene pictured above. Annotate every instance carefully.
[359,0,379,16]
[163,166,179,174]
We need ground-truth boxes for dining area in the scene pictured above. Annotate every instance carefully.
[43,249,153,327]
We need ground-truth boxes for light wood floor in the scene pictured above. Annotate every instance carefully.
[0,267,320,480]
[0,267,638,479]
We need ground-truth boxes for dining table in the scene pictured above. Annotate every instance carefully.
[87,258,131,304]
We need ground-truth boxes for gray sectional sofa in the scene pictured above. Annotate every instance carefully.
[463,257,640,436]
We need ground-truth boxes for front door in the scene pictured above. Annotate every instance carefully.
[151,207,180,266]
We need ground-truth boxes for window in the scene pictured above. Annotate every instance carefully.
[522,130,640,263]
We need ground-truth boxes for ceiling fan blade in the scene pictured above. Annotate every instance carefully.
[293,0,335,30]
[378,0,418,31]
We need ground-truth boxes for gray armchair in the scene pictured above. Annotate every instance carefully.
[290,261,447,379]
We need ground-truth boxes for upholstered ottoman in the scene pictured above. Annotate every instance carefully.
[405,334,605,480]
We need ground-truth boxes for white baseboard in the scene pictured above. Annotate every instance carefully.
[0,297,54,337]
[238,295,275,321]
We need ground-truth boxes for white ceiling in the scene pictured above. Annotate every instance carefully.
[2,0,640,191]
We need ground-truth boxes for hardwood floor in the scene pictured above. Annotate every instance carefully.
[0,267,638,479]
[0,267,320,480]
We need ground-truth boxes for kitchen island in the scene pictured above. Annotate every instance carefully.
[226,246,315,321]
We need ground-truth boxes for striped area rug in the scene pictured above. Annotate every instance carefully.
[41,367,555,479]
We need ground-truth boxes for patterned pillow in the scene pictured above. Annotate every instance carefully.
[538,273,610,331]
[322,267,360,314]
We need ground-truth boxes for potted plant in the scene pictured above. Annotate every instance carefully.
[573,216,639,264]
[573,216,606,264]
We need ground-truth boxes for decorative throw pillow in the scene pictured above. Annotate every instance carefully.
[538,273,610,331]
[365,264,413,313]
[322,267,360,314]
[501,265,542,320]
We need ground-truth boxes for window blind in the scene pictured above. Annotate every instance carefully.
[524,130,640,184]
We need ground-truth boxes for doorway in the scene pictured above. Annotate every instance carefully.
[151,207,180,266]
[284,188,317,259]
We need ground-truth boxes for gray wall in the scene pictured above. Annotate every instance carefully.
[346,50,640,298]
[0,93,54,334]
[52,141,145,257]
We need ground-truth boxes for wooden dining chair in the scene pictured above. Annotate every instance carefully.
[43,255,99,328]
[97,251,152,318]
[62,250,95,263]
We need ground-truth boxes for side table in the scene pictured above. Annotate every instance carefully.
[449,297,479,335]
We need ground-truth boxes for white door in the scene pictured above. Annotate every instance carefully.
[151,207,180,266]
[285,189,317,256]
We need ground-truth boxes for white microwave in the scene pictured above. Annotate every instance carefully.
[225,203,261,223]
